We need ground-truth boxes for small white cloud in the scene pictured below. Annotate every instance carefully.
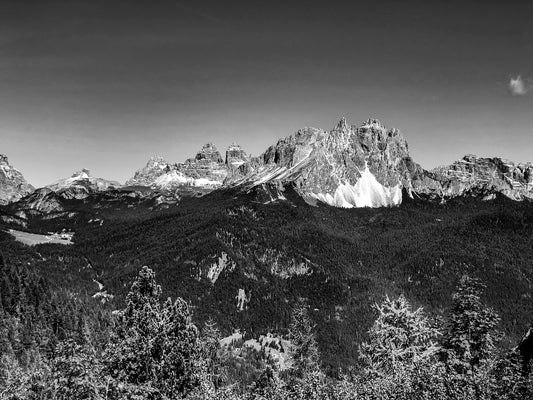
[508,75,529,96]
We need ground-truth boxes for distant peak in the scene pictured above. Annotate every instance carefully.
[146,155,169,168]
[360,117,385,129]
[201,142,217,150]
[227,142,242,151]
[195,143,223,163]
[462,154,477,161]
[334,117,349,131]
[72,169,91,178]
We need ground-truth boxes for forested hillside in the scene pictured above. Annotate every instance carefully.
[1,187,532,376]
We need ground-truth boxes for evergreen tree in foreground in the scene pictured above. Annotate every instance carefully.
[103,266,201,399]
[287,300,326,400]
[359,294,441,376]
[442,275,501,374]
[287,300,321,379]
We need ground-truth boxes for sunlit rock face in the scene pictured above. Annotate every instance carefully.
[126,156,172,187]
[15,188,64,213]
[226,143,248,169]
[224,143,261,183]
[238,117,421,208]
[128,144,229,191]
[128,143,255,191]
[47,169,121,200]
[420,155,533,201]
[123,117,533,208]
[0,154,34,205]
[177,143,227,186]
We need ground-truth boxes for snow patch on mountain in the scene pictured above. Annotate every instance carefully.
[310,166,402,208]
[154,171,188,187]
[47,169,120,197]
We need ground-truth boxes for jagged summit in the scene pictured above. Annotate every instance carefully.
[148,155,167,164]
[334,117,350,131]
[71,169,91,179]
[239,116,415,208]
[424,154,533,201]
[0,154,34,205]
[225,143,248,166]
[360,117,385,129]
[8,115,525,210]
[193,143,223,163]
[126,156,173,187]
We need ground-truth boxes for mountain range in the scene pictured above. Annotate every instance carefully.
[2,116,533,374]
[1,117,532,211]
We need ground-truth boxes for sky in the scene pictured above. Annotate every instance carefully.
[1,0,532,187]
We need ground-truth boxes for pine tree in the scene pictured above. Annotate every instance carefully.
[103,266,201,399]
[442,275,501,373]
[200,318,223,389]
[359,294,441,377]
[287,300,321,379]
[492,349,533,400]
[286,300,327,399]
[46,339,103,400]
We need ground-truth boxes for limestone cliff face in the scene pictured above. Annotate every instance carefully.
[121,117,533,208]
[237,118,420,208]
[126,156,172,187]
[128,143,252,191]
[0,155,34,205]
[419,155,533,201]
[177,143,227,184]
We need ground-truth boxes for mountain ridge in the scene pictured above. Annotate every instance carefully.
[2,117,533,208]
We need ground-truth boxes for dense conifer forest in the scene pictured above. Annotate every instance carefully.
[1,188,533,398]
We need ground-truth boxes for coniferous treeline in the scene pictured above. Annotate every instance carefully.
[1,266,532,400]
[13,190,529,374]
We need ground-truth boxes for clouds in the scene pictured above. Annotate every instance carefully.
[508,75,530,96]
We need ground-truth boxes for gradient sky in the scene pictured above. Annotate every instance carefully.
[1,0,532,187]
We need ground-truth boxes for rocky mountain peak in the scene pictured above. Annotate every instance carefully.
[416,154,533,201]
[72,169,91,179]
[225,143,248,166]
[126,156,173,186]
[121,115,533,208]
[334,117,350,132]
[194,143,223,163]
[240,117,418,208]
[147,155,167,165]
[360,117,385,129]
[47,169,120,199]
[0,154,34,205]
[227,142,242,152]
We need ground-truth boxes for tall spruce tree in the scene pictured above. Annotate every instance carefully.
[359,294,441,376]
[103,266,201,399]
[442,275,500,373]
[286,300,327,400]
[287,300,321,378]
